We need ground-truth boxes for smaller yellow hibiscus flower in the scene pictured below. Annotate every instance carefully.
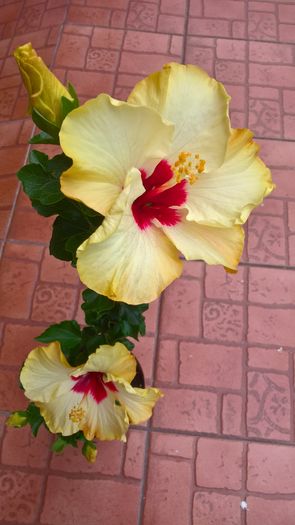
[14,42,73,127]
[20,341,162,441]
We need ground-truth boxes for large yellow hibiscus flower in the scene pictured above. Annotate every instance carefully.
[20,341,161,441]
[60,63,274,305]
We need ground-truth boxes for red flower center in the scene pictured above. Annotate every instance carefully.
[71,371,118,404]
[131,160,187,230]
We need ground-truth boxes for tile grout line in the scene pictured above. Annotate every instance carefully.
[243,2,251,454]
[242,265,250,437]
[0,160,31,262]
[243,5,250,513]
[289,351,295,443]
[134,424,295,448]
[241,442,249,525]
[136,294,163,525]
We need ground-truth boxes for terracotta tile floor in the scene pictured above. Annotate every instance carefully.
[1,0,295,523]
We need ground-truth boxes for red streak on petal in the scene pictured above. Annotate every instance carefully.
[132,160,187,230]
[71,371,118,404]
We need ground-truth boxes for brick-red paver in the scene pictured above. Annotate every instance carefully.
[41,477,140,525]
[143,454,192,525]
[1,1,295,524]
[193,492,242,525]
[196,437,243,490]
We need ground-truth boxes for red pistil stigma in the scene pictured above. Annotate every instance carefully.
[132,160,187,230]
[71,371,117,404]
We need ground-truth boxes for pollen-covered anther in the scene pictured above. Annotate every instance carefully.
[198,159,206,173]
[69,405,85,423]
[173,151,206,184]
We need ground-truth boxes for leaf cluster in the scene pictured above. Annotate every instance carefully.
[36,290,148,368]
[17,149,103,264]
[52,431,97,464]
[81,289,148,350]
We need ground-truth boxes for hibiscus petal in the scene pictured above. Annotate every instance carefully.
[60,94,174,215]
[162,217,245,271]
[185,128,275,227]
[81,394,129,441]
[77,343,137,384]
[115,380,162,424]
[128,62,230,171]
[20,342,74,403]
[76,169,183,305]
[36,390,83,436]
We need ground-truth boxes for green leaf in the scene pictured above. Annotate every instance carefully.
[39,181,64,205]
[17,152,73,211]
[52,431,84,453]
[52,432,97,462]
[30,198,63,217]
[29,149,48,167]
[26,403,44,436]
[50,216,78,261]
[47,153,72,178]
[30,197,79,219]
[36,320,90,367]
[32,108,60,139]
[60,95,78,121]
[120,338,134,351]
[17,163,63,206]
[82,290,115,324]
[29,131,58,145]
[64,232,90,254]
[36,320,82,351]
[52,436,68,453]
[50,212,103,262]
[81,288,149,347]
[81,326,107,354]
[67,82,79,106]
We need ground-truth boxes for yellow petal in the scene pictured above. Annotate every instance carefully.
[115,380,163,424]
[36,390,83,436]
[163,217,245,271]
[81,394,129,441]
[20,341,74,403]
[60,94,174,216]
[76,168,183,304]
[77,343,136,384]
[14,42,73,126]
[185,128,275,227]
[128,62,231,171]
